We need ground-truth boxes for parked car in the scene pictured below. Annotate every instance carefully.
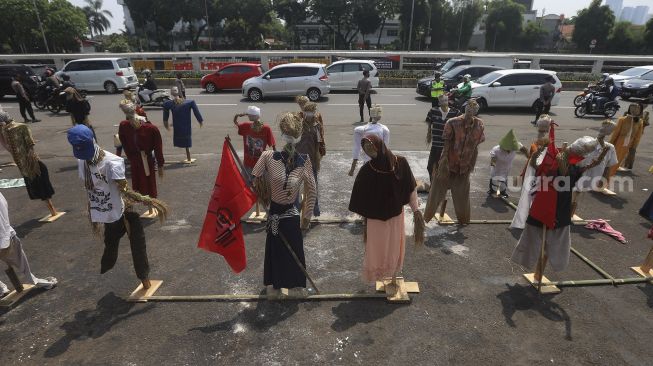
[620,72,653,101]
[468,69,562,111]
[609,66,653,87]
[326,60,379,90]
[56,58,138,93]
[242,63,330,102]
[438,58,471,73]
[0,64,39,99]
[416,65,504,97]
[201,63,264,93]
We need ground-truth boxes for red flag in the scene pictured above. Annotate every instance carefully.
[198,140,256,273]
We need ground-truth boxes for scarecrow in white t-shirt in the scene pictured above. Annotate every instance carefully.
[67,125,168,290]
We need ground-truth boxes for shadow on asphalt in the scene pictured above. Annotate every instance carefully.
[330,300,403,332]
[508,227,522,240]
[14,218,47,238]
[496,283,572,341]
[44,292,155,358]
[637,284,653,308]
[481,195,510,214]
[188,295,300,334]
[589,191,628,210]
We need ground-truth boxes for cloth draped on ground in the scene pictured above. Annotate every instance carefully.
[162,99,203,148]
[584,219,627,243]
[118,120,164,198]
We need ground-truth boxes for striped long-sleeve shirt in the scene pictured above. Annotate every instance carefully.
[252,150,316,222]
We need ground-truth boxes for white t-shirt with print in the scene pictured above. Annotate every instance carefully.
[77,151,125,223]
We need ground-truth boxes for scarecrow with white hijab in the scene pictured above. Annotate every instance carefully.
[162,86,204,163]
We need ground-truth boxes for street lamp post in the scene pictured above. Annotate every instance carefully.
[32,0,49,53]
[457,0,468,51]
[407,0,416,51]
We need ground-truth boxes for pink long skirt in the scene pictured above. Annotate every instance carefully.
[362,212,406,283]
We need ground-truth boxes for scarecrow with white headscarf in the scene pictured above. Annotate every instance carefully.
[233,105,276,175]
[424,100,485,225]
[162,86,204,163]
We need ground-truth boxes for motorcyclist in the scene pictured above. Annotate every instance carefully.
[595,77,618,110]
[60,73,76,89]
[44,69,61,90]
[452,74,472,108]
[139,69,158,102]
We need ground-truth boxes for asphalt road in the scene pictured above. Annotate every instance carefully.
[0,89,652,365]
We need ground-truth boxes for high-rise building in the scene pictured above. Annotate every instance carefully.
[620,6,635,22]
[605,0,623,18]
[631,6,650,25]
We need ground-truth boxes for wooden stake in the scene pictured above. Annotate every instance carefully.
[535,225,547,294]
[5,268,23,292]
[127,279,163,302]
[278,231,320,294]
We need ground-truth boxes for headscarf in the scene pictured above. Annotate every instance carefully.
[349,134,416,221]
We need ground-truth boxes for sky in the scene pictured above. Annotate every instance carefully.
[532,0,652,18]
[67,0,125,34]
[66,0,652,36]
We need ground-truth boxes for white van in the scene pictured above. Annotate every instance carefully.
[326,60,379,90]
[242,63,330,102]
[57,58,138,93]
[469,69,562,111]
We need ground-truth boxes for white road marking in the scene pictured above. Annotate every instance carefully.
[552,106,577,109]
[327,103,416,106]
[196,103,238,106]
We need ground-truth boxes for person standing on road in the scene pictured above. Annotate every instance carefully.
[430,72,445,109]
[64,87,91,126]
[11,74,39,123]
[175,73,186,99]
[357,70,373,123]
[426,95,458,181]
[533,76,556,124]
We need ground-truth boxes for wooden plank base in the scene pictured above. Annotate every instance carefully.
[140,210,159,219]
[248,211,267,220]
[375,278,417,303]
[435,213,454,225]
[523,273,561,294]
[375,278,420,293]
[599,188,617,196]
[571,214,584,222]
[38,211,66,223]
[127,280,163,303]
[0,284,36,308]
[630,266,653,278]
[179,158,197,164]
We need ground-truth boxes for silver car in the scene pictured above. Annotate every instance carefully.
[242,63,330,102]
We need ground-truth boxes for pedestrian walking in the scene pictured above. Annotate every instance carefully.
[533,76,556,124]
[11,74,39,123]
[357,70,373,123]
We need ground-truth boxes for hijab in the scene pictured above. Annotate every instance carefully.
[349,134,416,221]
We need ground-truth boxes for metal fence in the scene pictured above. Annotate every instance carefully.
[2,51,653,74]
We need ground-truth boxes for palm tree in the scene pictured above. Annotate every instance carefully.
[83,0,113,38]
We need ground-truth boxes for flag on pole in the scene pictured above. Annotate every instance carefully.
[198,139,256,273]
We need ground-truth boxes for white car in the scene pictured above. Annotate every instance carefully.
[56,57,138,93]
[468,69,562,111]
[609,65,653,87]
[326,60,380,90]
[242,63,330,102]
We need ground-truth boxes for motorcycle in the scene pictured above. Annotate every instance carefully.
[135,84,171,107]
[574,92,620,118]
[573,83,601,107]
[33,84,67,114]
[446,91,477,115]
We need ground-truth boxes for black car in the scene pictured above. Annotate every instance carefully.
[416,65,504,97]
[0,64,40,99]
[620,72,653,101]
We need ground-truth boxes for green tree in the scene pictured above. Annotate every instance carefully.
[83,0,113,38]
[354,0,382,47]
[310,0,360,49]
[399,0,430,50]
[216,0,275,49]
[100,33,132,52]
[274,0,309,49]
[572,0,615,53]
[427,0,452,50]
[45,0,89,52]
[0,0,45,53]
[519,21,548,51]
[376,0,400,48]
[123,0,178,51]
[606,21,640,54]
[445,0,483,50]
[485,0,524,51]
[645,17,653,53]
